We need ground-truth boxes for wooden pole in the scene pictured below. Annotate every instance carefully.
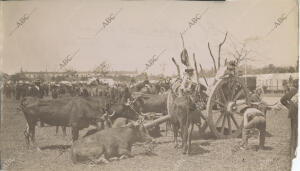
[144,115,171,129]
[193,53,200,84]
[172,57,181,78]
[199,64,208,86]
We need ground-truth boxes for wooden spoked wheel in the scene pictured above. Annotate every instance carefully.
[206,77,249,139]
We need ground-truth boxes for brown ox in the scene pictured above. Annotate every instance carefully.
[167,90,201,154]
[20,96,108,148]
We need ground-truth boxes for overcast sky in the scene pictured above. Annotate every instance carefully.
[1,0,298,75]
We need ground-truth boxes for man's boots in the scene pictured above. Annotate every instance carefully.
[240,128,250,150]
[259,129,266,149]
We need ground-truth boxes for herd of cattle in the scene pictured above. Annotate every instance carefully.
[4,75,278,165]
[4,78,185,164]
[2,78,171,100]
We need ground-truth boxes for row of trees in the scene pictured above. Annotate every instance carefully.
[198,64,298,78]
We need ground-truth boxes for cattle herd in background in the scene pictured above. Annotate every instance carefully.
[2,77,175,164]
[2,77,172,102]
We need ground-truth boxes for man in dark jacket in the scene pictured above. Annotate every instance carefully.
[280,79,298,158]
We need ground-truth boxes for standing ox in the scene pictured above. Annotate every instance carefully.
[167,90,199,155]
[20,96,108,148]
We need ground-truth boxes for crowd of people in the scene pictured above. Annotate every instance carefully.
[1,77,172,103]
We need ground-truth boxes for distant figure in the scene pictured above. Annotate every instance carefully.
[280,79,298,158]
[215,60,236,82]
[52,85,58,99]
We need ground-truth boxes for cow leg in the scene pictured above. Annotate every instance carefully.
[182,124,189,154]
[187,123,194,155]
[165,122,168,136]
[29,124,41,151]
[166,121,171,137]
[119,150,132,160]
[172,124,179,148]
[62,126,67,137]
[119,144,133,159]
[55,126,59,135]
[92,154,109,164]
[40,121,44,127]
[180,123,185,149]
[72,127,79,142]
[24,124,30,147]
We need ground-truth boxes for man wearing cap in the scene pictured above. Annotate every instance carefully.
[240,103,267,150]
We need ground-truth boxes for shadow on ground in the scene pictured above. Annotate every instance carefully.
[189,143,210,155]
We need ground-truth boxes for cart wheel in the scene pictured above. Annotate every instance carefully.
[207,77,249,139]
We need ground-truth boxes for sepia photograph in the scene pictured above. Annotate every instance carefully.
[0,0,299,170]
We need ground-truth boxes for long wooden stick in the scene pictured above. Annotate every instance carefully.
[208,42,217,73]
[181,33,185,49]
[172,57,181,78]
[193,53,200,84]
[199,64,208,86]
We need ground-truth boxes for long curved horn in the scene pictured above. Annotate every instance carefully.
[251,101,278,107]
[139,112,148,116]
[263,101,278,106]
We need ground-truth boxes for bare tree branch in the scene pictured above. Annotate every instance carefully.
[193,53,200,84]
[218,32,228,69]
[208,42,217,73]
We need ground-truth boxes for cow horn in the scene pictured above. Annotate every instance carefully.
[251,101,278,107]
[140,113,148,116]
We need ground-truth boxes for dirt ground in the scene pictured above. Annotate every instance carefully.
[0,96,293,171]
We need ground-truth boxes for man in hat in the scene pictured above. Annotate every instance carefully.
[179,66,195,97]
[239,103,267,150]
[32,79,43,98]
[215,59,236,82]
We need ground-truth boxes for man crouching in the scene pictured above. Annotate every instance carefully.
[239,103,268,150]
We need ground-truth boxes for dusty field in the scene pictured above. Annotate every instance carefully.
[0,96,292,171]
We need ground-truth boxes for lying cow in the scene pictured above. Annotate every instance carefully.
[70,121,153,164]
[20,96,108,148]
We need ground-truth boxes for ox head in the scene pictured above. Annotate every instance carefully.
[104,100,141,122]
[126,117,153,143]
